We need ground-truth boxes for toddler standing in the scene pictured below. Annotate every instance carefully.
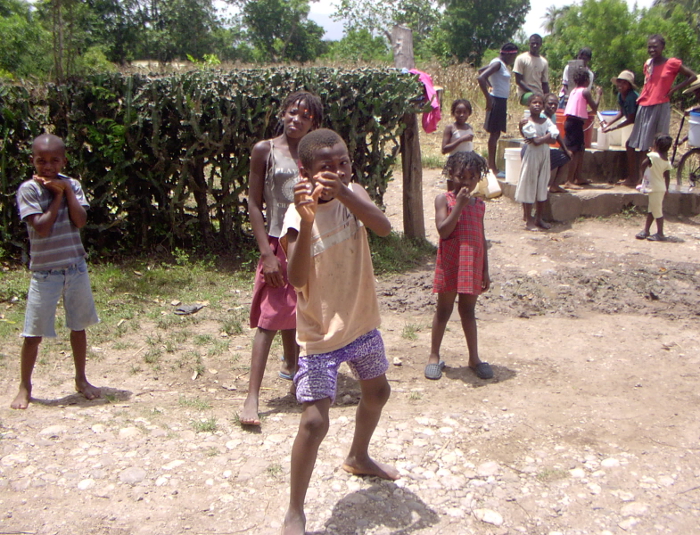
[636,134,673,241]
[425,151,493,381]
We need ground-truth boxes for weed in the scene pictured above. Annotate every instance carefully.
[207,339,230,357]
[146,334,163,347]
[267,463,283,477]
[222,314,244,336]
[178,396,212,411]
[191,417,218,433]
[130,364,143,375]
[164,340,176,353]
[402,323,419,340]
[194,334,213,346]
[104,393,118,403]
[112,341,132,350]
[409,391,423,401]
[205,447,219,457]
[173,330,191,344]
[144,347,162,364]
[536,468,568,482]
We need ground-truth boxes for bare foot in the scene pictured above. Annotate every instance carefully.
[11,385,31,409]
[281,510,305,535]
[76,379,101,401]
[563,182,582,190]
[525,222,539,231]
[549,185,567,193]
[536,219,552,230]
[574,179,592,186]
[342,457,400,480]
[240,396,261,426]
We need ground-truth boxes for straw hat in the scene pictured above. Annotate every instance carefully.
[683,77,700,94]
[610,70,637,89]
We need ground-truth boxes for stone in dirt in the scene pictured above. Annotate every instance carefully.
[473,508,504,526]
[120,467,147,485]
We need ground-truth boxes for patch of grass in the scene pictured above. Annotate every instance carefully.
[422,153,445,169]
[144,347,162,364]
[178,396,212,410]
[536,468,568,482]
[146,334,163,347]
[267,463,283,477]
[157,315,179,330]
[221,311,245,336]
[172,330,191,344]
[368,231,436,275]
[207,339,230,357]
[194,334,214,346]
[402,323,420,340]
[130,364,143,375]
[191,417,218,433]
[112,341,132,350]
[409,391,422,401]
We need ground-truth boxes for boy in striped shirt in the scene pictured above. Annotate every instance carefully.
[12,134,100,409]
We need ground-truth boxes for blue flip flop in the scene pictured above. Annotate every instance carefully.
[278,371,294,381]
[424,360,446,380]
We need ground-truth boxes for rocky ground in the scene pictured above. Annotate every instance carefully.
[1,170,699,535]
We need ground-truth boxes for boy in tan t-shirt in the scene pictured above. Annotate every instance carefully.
[279,128,397,535]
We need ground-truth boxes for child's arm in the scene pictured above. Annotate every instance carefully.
[435,190,468,239]
[664,169,670,192]
[26,178,65,238]
[640,156,651,176]
[285,180,324,289]
[61,179,87,229]
[477,62,500,111]
[316,174,391,237]
[482,229,490,291]
[669,67,696,97]
[248,141,285,287]
[442,126,473,154]
[583,86,603,114]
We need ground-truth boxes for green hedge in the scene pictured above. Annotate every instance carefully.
[0,68,423,259]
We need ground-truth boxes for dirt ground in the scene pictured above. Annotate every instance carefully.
[1,170,700,535]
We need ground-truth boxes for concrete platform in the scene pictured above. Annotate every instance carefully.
[498,180,700,222]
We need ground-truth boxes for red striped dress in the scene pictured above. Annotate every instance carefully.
[433,192,486,295]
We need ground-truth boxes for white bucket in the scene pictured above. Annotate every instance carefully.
[600,111,619,145]
[504,147,522,185]
[689,112,700,148]
[595,127,610,150]
[619,123,634,147]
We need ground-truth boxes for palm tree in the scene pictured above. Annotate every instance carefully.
[541,4,569,35]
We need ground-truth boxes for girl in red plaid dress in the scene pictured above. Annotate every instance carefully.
[425,152,494,381]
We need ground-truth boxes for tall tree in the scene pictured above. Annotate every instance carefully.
[239,0,325,63]
[438,0,530,64]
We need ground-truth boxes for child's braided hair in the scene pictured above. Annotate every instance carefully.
[443,151,488,181]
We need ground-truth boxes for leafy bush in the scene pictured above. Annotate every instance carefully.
[1,68,423,260]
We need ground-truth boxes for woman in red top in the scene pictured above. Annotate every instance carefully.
[625,34,697,187]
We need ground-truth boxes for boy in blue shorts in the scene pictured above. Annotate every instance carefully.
[12,134,100,409]
[280,129,398,535]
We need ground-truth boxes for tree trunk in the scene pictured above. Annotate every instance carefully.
[390,26,424,239]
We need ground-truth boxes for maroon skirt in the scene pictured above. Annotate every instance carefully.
[249,236,296,330]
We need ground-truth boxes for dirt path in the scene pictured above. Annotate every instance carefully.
[1,172,699,535]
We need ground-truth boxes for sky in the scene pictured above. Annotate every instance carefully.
[307,0,657,41]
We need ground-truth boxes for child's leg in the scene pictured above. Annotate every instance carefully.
[535,201,551,229]
[623,143,638,187]
[428,291,457,365]
[523,203,537,230]
[11,336,41,409]
[283,398,331,535]
[487,131,500,174]
[241,327,277,425]
[457,294,481,368]
[343,374,399,480]
[70,330,100,400]
[655,216,665,237]
[280,328,299,378]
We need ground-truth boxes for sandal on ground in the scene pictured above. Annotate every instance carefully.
[472,362,494,379]
[635,231,650,240]
[424,361,446,380]
[647,233,666,242]
[279,355,294,381]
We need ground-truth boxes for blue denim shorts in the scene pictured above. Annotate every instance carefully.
[294,329,389,403]
[22,259,99,338]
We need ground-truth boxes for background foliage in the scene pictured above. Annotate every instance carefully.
[0,68,422,260]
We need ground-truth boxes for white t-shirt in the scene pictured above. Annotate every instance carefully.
[513,52,550,99]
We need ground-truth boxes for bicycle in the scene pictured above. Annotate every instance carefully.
[671,112,699,191]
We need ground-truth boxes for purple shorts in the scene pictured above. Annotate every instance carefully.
[295,329,389,403]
